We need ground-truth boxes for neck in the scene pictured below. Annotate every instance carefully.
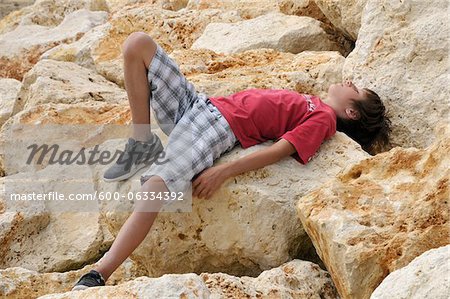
[321,96,339,118]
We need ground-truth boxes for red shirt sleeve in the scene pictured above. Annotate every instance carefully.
[276,112,333,165]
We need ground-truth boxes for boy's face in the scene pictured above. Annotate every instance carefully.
[327,80,366,120]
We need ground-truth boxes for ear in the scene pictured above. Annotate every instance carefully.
[345,107,360,120]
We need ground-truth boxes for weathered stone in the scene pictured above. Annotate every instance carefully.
[0,166,114,272]
[297,122,450,299]
[0,258,146,299]
[191,12,343,55]
[0,0,35,20]
[314,0,368,40]
[371,244,450,299]
[343,0,450,149]
[0,9,108,81]
[170,47,345,100]
[100,132,368,278]
[0,0,108,34]
[37,259,338,298]
[0,78,20,126]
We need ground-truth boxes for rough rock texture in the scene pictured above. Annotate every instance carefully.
[10,58,127,115]
[0,0,108,35]
[0,9,108,81]
[313,0,368,40]
[0,258,146,299]
[0,167,114,272]
[100,133,368,278]
[0,0,35,20]
[37,260,339,299]
[343,0,450,149]
[171,48,345,100]
[0,78,20,126]
[191,12,343,55]
[297,123,450,299]
[371,244,450,299]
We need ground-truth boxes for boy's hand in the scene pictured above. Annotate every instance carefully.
[192,164,230,199]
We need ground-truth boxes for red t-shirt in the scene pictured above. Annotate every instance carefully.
[209,88,337,165]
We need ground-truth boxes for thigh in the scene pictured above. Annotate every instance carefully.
[140,100,237,194]
[147,43,201,136]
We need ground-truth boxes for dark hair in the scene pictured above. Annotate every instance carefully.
[336,88,392,155]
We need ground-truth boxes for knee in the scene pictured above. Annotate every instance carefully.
[122,32,155,59]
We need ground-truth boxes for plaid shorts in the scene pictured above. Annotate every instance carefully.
[139,43,239,196]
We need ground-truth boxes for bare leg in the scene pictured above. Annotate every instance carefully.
[122,32,158,142]
[93,176,169,281]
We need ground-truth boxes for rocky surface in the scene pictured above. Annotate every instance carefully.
[36,260,339,299]
[0,0,35,21]
[297,122,450,299]
[191,12,344,55]
[371,244,450,299]
[343,0,450,149]
[0,0,448,297]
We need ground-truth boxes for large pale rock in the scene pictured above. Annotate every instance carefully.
[0,258,146,298]
[11,59,127,115]
[314,0,368,40]
[371,245,450,299]
[0,78,20,126]
[41,4,242,87]
[343,0,450,149]
[171,47,345,100]
[1,165,114,272]
[0,0,108,35]
[100,132,368,278]
[38,259,338,298]
[0,9,108,81]
[192,12,343,55]
[297,123,450,299]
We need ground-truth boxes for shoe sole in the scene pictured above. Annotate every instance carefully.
[71,285,90,291]
[102,146,163,182]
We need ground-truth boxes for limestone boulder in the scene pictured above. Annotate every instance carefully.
[343,0,450,149]
[37,259,339,298]
[191,12,344,55]
[1,165,114,272]
[42,4,242,88]
[0,78,20,126]
[0,258,146,299]
[0,9,108,81]
[0,0,108,35]
[313,0,368,40]
[171,47,345,100]
[371,244,450,299]
[100,132,368,278]
[296,123,450,299]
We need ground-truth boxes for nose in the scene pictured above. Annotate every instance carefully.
[344,79,353,87]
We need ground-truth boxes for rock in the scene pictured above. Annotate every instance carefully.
[0,9,108,81]
[0,0,35,20]
[11,59,127,115]
[0,258,146,298]
[170,47,345,100]
[191,12,343,55]
[342,0,450,149]
[41,4,242,88]
[37,259,338,298]
[0,0,108,35]
[296,122,450,299]
[313,0,368,40]
[100,132,368,278]
[0,78,20,126]
[371,244,450,299]
[0,165,114,272]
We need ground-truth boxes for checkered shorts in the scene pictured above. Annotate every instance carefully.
[139,42,239,195]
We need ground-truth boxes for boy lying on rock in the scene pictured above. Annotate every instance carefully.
[72,32,391,290]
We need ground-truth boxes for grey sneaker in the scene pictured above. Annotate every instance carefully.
[103,135,163,182]
[71,269,106,291]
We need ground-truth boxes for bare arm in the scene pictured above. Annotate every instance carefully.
[223,138,296,179]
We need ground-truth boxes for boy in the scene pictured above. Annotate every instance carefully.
[72,32,390,290]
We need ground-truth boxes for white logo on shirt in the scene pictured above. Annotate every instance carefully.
[305,95,316,112]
